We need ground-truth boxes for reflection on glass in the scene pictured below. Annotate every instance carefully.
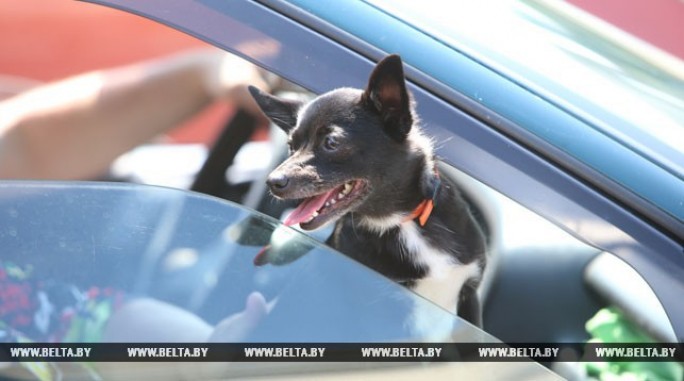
[0,181,565,379]
[0,181,487,344]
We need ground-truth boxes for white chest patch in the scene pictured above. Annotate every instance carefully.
[398,222,481,340]
[360,214,482,339]
[398,222,480,314]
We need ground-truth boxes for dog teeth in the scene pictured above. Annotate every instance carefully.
[303,212,316,224]
[330,198,336,205]
[343,182,353,194]
[325,201,330,207]
[338,193,345,200]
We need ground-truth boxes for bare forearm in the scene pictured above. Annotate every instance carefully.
[0,49,259,180]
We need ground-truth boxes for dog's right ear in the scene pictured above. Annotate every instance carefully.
[361,55,413,142]
[248,86,302,133]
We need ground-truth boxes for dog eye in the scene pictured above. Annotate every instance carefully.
[323,135,339,151]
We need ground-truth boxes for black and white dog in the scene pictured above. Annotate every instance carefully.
[249,55,486,328]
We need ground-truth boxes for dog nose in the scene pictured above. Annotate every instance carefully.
[267,173,290,191]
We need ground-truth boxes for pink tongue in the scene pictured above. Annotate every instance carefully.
[283,189,336,226]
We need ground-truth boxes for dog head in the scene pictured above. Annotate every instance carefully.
[249,55,436,230]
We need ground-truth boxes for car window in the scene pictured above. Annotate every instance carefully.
[0,181,564,379]
[0,182,459,342]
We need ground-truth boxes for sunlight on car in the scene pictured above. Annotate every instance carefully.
[370,0,684,170]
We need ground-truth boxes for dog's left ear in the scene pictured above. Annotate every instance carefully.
[248,86,302,133]
[362,54,413,142]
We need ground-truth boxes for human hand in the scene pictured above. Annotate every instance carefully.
[201,50,275,118]
[208,291,275,342]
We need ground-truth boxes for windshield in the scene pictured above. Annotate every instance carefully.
[368,0,684,178]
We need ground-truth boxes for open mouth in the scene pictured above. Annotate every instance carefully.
[283,180,368,230]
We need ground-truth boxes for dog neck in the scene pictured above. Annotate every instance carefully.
[353,127,439,234]
[403,189,437,227]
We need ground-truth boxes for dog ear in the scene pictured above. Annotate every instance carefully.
[248,86,302,133]
[362,55,413,142]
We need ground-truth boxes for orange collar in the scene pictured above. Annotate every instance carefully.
[403,169,440,227]
[404,198,434,227]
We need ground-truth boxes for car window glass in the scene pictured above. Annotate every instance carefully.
[0,181,533,342]
[0,181,570,378]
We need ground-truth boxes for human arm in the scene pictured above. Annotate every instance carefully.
[0,49,269,180]
[102,292,272,343]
